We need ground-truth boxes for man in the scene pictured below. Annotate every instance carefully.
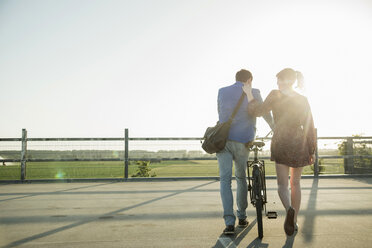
[217,69,273,235]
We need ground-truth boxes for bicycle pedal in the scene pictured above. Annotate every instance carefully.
[267,211,277,219]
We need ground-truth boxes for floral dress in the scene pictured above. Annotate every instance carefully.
[248,90,316,167]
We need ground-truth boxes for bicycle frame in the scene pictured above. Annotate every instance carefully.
[246,139,276,239]
[247,145,267,211]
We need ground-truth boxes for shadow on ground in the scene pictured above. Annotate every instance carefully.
[213,219,269,248]
[3,181,216,248]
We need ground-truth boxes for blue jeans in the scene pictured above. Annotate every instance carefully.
[216,140,249,226]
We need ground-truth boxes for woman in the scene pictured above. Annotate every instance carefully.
[243,68,316,236]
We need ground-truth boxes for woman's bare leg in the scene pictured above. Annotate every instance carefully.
[275,163,290,211]
[290,166,304,223]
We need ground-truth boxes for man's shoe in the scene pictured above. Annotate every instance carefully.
[238,219,249,228]
[284,207,295,236]
[223,225,235,235]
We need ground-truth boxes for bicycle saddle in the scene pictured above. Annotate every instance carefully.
[246,141,265,148]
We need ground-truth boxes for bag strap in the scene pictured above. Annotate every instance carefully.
[228,92,245,122]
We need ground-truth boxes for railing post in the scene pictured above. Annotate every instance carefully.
[345,137,354,174]
[21,129,27,181]
[314,128,319,177]
[124,128,129,179]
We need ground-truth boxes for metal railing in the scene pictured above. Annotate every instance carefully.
[0,129,372,181]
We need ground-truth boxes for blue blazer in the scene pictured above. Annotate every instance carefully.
[218,81,273,143]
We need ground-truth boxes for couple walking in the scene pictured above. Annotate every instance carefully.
[217,68,316,236]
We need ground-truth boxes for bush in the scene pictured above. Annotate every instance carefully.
[131,161,156,177]
[310,158,325,174]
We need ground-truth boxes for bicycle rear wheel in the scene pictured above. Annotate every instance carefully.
[256,197,263,239]
[253,168,264,239]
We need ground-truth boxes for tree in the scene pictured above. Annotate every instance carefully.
[338,135,372,173]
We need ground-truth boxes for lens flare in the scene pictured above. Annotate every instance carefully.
[55,170,66,179]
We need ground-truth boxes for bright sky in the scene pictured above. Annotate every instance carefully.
[1,0,371,139]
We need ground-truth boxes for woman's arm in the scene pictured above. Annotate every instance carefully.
[302,98,316,155]
[242,84,277,117]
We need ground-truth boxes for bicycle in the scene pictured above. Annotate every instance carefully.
[246,140,277,239]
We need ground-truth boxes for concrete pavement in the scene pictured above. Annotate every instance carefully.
[1,177,372,247]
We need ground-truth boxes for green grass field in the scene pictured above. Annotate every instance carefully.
[0,158,345,180]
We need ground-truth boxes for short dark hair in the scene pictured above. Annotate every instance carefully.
[235,69,252,82]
